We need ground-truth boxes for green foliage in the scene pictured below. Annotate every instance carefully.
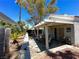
[0,20,11,28]
[0,20,28,40]
[11,21,28,40]
[10,33,18,40]
[18,21,28,32]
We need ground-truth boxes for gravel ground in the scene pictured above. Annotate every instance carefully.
[9,36,24,59]
[9,37,41,59]
[9,37,79,59]
[32,45,79,59]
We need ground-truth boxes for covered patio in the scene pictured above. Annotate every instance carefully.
[34,15,75,50]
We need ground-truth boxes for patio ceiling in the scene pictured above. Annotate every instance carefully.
[34,19,74,28]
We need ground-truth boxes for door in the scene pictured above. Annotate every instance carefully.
[54,28,57,40]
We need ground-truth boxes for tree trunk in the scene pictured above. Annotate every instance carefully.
[19,6,22,21]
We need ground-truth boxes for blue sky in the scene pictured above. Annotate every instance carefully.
[0,0,79,22]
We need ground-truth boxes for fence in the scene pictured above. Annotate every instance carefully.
[0,28,11,59]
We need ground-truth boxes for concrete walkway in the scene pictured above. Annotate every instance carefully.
[29,39,41,57]
[17,33,43,59]
[18,43,31,59]
[18,33,31,59]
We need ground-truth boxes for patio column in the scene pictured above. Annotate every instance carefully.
[34,28,37,37]
[74,22,79,45]
[37,28,39,39]
[45,26,49,50]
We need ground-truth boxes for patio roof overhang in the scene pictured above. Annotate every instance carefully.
[34,18,74,28]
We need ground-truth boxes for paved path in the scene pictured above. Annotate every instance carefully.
[29,39,41,57]
[18,33,41,59]
[18,33,31,59]
[18,43,31,59]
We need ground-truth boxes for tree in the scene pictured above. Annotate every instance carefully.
[10,21,28,40]
[16,0,58,25]
[18,21,26,32]
[15,0,22,21]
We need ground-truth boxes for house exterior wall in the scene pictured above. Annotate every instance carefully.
[74,22,79,45]
[64,25,74,44]
[48,27,55,39]
[48,24,74,44]
[34,15,79,49]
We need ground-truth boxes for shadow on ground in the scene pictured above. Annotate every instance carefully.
[33,38,46,51]
[45,50,77,59]
[33,38,64,51]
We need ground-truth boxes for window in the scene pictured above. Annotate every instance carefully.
[66,27,71,32]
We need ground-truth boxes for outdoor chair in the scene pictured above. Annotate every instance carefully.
[61,37,72,45]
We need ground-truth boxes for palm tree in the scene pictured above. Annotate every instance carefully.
[19,5,22,21]
[16,0,58,25]
[15,0,22,21]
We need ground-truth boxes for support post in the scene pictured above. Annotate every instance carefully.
[45,26,49,50]
[74,22,79,45]
[37,28,39,40]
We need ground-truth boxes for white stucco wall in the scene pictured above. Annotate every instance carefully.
[64,25,74,44]
[74,22,79,45]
